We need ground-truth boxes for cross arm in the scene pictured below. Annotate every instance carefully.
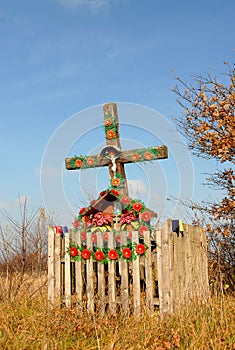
[65,145,168,170]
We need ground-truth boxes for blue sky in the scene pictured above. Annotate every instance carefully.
[0,0,234,225]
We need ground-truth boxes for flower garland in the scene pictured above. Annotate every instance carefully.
[104,112,118,141]
[129,147,159,163]
[69,155,98,170]
[68,241,148,264]
[67,145,159,170]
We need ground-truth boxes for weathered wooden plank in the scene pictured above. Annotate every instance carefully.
[73,230,83,308]
[65,145,168,170]
[184,224,192,303]
[132,231,141,317]
[144,230,154,314]
[64,231,71,308]
[108,231,116,314]
[54,233,62,307]
[48,226,55,308]
[120,231,129,314]
[97,232,105,315]
[201,228,210,300]
[86,232,94,313]
[158,219,174,314]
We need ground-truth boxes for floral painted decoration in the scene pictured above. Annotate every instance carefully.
[69,155,98,170]
[104,112,118,141]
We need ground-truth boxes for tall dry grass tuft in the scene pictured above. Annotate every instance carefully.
[0,285,234,350]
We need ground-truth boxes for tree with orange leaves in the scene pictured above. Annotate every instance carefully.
[173,62,235,289]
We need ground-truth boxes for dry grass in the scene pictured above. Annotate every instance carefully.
[0,288,234,350]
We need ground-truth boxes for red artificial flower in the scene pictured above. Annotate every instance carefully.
[86,157,95,166]
[122,248,132,259]
[79,207,86,215]
[119,210,136,224]
[144,151,152,160]
[111,177,121,187]
[99,190,106,197]
[141,211,151,222]
[103,232,109,241]
[132,153,140,162]
[121,196,131,205]
[108,249,118,260]
[110,189,119,196]
[138,225,149,236]
[136,243,146,255]
[80,231,87,241]
[70,246,79,257]
[75,159,83,168]
[73,219,80,229]
[104,118,112,126]
[106,129,116,139]
[132,202,143,212]
[81,249,91,260]
[92,233,97,244]
[94,250,105,261]
[115,234,121,244]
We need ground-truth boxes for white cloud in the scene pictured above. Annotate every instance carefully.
[127,179,148,198]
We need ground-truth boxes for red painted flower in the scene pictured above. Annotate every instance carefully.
[111,177,121,187]
[73,219,80,229]
[81,249,91,260]
[122,248,132,259]
[80,231,87,241]
[70,246,79,257]
[100,190,106,197]
[79,207,86,215]
[92,233,97,244]
[75,159,83,168]
[136,243,146,255]
[102,232,108,241]
[108,249,118,260]
[121,196,131,205]
[141,211,151,222]
[138,225,149,236]
[106,129,116,139]
[95,250,105,261]
[132,153,140,162]
[132,202,143,212]
[110,189,119,196]
[144,151,152,160]
[104,118,112,126]
[86,157,95,166]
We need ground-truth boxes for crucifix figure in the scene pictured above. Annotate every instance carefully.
[65,102,168,196]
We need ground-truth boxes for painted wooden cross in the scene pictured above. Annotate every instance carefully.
[65,102,168,196]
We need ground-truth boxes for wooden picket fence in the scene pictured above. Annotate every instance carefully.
[48,219,210,315]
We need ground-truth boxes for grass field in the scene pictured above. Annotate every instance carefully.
[0,284,234,350]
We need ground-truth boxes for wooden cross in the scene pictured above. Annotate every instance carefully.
[65,102,168,196]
